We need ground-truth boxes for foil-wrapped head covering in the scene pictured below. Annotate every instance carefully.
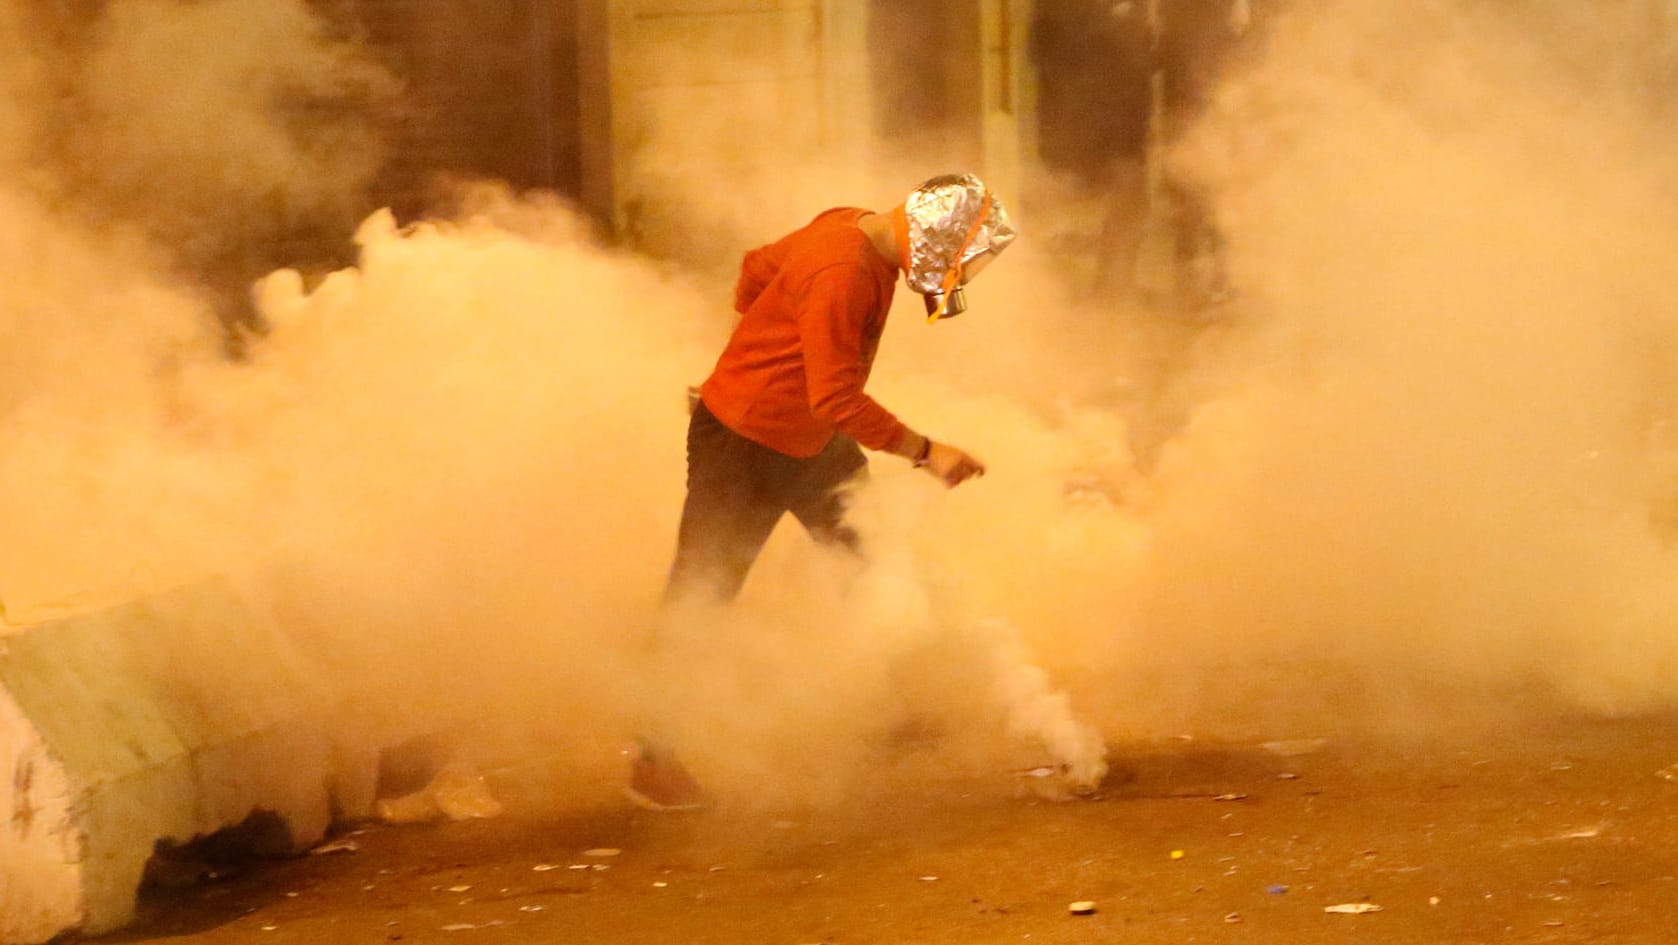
[895,173,1017,321]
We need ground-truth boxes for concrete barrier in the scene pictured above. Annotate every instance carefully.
[0,582,341,944]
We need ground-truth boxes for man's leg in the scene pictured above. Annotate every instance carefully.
[636,405,791,811]
[663,404,789,604]
[787,434,868,554]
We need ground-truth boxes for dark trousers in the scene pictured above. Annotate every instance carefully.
[664,403,867,604]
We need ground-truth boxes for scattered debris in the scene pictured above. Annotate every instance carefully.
[532,864,562,872]
[260,926,277,932]
[1430,896,1441,906]
[518,906,544,913]
[1214,793,1248,802]
[652,881,669,888]
[1557,826,1602,840]
[919,876,939,882]
[1170,850,1185,860]
[1657,764,1678,782]
[309,838,360,855]
[1223,912,1243,923]
[1276,773,1300,781]
[583,848,622,858]
[1068,901,1098,915]
[447,885,471,893]
[1013,763,1098,802]
[376,763,505,825]
[1324,902,1383,915]
[1267,885,1289,895]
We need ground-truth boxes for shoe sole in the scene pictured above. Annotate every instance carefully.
[623,785,708,813]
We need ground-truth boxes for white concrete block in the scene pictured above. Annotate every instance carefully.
[0,581,340,943]
[0,685,81,945]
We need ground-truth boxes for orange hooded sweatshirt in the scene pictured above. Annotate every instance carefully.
[699,207,907,458]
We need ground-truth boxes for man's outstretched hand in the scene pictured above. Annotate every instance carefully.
[922,441,986,488]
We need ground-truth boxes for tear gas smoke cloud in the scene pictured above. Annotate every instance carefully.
[7,0,1678,815]
[0,4,36,168]
[3,0,1112,800]
[23,0,394,282]
[1109,0,1678,720]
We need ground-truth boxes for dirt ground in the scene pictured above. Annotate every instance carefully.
[99,705,1678,945]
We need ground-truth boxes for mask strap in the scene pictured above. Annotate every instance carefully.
[890,206,912,273]
[928,194,995,322]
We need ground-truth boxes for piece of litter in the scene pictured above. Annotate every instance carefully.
[284,892,299,898]
[1170,850,1185,860]
[310,838,360,855]
[1068,901,1097,915]
[583,848,621,858]
[1657,764,1678,782]
[260,926,277,932]
[708,865,727,872]
[1019,766,1058,778]
[568,864,590,871]
[447,885,471,893]
[378,762,504,825]
[1277,772,1300,780]
[1214,793,1248,802]
[518,906,544,913]
[1560,827,1601,840]
[1267,884,1289,895]
[591,864,611,872]
[919,876,939,882]
[441,924,477,932]
[533,864,562,872]
[1325,902,1383,914]
[1430,896,1441,906]
[1224,912,1243,923]
[652,881,669,888]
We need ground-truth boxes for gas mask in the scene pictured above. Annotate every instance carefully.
[893,174,1017,321]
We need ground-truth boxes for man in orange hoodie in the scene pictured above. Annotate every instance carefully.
[631,174,1017,810]
[664,173,1016,605]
